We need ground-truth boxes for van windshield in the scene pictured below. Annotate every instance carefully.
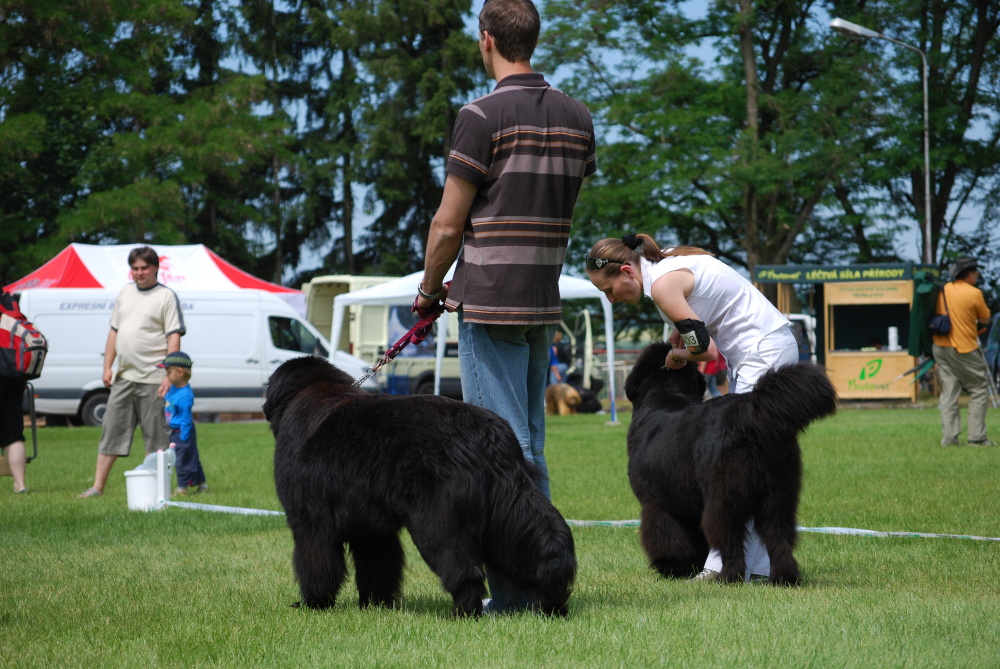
[269,317,328,357]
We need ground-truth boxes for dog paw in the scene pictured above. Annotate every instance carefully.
[768,572,801,587]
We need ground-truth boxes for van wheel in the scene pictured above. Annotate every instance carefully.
[415,380,435,395]
[80,393,110,427]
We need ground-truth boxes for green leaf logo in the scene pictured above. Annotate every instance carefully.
[860,359,882,379]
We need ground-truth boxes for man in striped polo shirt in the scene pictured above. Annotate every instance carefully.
[416,0,595,614]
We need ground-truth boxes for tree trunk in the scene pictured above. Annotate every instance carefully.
[738,0,761,275]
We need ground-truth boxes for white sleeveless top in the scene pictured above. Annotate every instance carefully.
[640,254,789,369]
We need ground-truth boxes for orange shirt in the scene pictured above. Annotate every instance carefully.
[933,281,990,354]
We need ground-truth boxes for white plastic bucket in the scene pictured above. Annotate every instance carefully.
[124,470,159,511]
[124,450,174,511]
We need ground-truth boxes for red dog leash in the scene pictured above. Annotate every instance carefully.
[352,293,447,388]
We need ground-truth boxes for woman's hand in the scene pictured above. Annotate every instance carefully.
[665,325,718,369]
[663,348,687,370]
[664,329,687,369]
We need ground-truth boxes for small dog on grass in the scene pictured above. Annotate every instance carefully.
[545,382,582,415]
[624,342,837,585]
[264,356,577,616]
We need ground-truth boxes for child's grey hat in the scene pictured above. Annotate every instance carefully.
[157,351,193,369]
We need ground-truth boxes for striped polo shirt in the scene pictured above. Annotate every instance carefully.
[444,73,596,324]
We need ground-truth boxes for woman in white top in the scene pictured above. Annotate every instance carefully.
[585,232,798,581]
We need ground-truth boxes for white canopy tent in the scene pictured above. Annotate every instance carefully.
[330,265,618,423]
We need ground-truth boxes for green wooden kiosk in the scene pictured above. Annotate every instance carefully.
[755,263,938,402]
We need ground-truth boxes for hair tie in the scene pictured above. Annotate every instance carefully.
[621,233,641,251]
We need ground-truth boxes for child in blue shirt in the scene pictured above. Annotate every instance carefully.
[158,351,208,495]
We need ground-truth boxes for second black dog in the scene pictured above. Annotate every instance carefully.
[624,342,837,585]
[264,356,576,616]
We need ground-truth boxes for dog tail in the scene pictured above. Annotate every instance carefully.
[750,362,838,436]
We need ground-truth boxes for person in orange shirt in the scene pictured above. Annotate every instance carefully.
[932,257,993,447]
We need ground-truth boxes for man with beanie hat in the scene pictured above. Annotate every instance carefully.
[933,257,993,446]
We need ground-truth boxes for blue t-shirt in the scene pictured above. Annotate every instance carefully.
[164,384,195,442]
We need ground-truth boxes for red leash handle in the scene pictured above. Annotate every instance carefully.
[351,295,446,387]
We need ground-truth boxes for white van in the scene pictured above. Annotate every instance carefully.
[16,288,377,426]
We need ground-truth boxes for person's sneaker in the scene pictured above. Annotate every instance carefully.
[196,483,209,494]
[748,574,769,583]
[692,568,720,581]
[941,438,961,447]
[173,487,188,496]
[968,439,998,447]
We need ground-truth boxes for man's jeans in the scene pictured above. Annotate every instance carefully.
[458,313,553,497]
[458,312,554,612]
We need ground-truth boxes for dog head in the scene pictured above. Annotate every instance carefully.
[563,385,582,411]
[578,389,603,414]
[624,342,706,411]
[263,355,359,428]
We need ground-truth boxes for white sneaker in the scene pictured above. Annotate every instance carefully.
[692,568,720,581]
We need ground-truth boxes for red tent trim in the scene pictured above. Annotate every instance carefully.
[5,246,102,292]
[205,248,298,293]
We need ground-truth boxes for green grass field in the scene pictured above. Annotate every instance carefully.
[1,407,998,668]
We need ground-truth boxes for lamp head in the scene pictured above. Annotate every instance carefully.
[829,18,882,40]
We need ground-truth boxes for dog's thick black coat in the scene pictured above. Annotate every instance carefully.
[624,342,837,585]
[264,356,576,616]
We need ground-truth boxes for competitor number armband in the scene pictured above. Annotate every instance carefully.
[674,318,711,355]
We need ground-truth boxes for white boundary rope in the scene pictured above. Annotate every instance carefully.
[165,500,284,516]
[564,519,1000,541]
[162,501,1000,542]
[794,525,1000,542]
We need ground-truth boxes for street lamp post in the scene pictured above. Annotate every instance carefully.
[830,17,933,265]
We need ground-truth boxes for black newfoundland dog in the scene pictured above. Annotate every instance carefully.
[263,356,576,616]
[624,342,837,585]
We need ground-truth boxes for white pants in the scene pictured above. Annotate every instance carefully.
[703,521,773,580]
[705,325,799,579]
